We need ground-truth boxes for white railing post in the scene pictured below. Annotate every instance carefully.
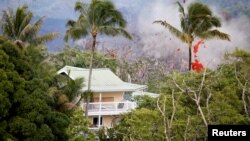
[98,93,102,127]
[115,102,117,112]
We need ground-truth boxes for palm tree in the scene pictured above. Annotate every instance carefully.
[65,0,132,116]
[1,5,59,47]
[154,2,230,70]
[48,78,84,114]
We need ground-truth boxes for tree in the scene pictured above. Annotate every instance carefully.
[0,37,70,140]
[154,2,230,70]
[66,108,95,141]
[112,48,250,140]
[48,77,85,114]
[65,0,132,116]
[1,5,58,47]
[225,49,250,119]
[113,108,164,141]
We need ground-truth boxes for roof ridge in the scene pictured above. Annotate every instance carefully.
[64,66,110,70]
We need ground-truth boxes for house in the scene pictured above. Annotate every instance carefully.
[57,66,150,129]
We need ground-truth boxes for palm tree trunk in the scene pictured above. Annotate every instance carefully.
[188,43,192,71]
[85,34,96,117]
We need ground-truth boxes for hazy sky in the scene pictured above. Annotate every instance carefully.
[0,0,153,19]
[0,0,77,19]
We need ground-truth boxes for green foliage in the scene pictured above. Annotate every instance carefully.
[66,108,95,141]
[65,0,132,42]
[114,108,164,141]
[1,5,59,46]
[114,49,250,140]
[98,127,123,141]
[46,76,85,114]
[63,78,84,102]
[0,40,70,140]
[134,95,157,110]
[82,90,94,102]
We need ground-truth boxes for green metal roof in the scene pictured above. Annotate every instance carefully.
[57,66,147,92]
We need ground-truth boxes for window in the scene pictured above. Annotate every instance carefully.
[124,92,132,100]
[118,103,124,109]
[93,117,103,126]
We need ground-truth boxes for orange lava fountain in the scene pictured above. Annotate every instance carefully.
[191,40,204,72]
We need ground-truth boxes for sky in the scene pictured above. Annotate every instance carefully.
[0,0,148,19]
[0,0,250,68]
[0,0,76,19]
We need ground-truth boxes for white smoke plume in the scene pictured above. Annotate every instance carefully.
[134,0,250,69]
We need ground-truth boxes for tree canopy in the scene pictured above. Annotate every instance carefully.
[1,5,59,47]
[110,49,250,141]
[0,38,70,140]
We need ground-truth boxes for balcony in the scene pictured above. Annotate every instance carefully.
[83,101,137,116]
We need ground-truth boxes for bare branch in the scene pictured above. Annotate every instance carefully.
[234,65,243,87]
[157,96,165,116]
[206,91,212,121]
[170,90,177,128]
[172,74,185,93]
[157,96,170,141]
[197,68,207,102]
[242,82,249,118]
[234,64,250,119]
[183,116,190,141]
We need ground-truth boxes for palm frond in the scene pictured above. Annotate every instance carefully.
[2,5,58,45]
[99,26,132,40]
[64,25,88,41]
[19,24,33,40]
[75,1,88,16]
[154,20,192,43]
[2,9,16,39]
[15,5,30,36]
[28,16,46,36]
[198,29,230,41]
[18,12,33,36]
[66,20,76,28]
[31,32,59,45]
[19,16,46,41]
[209,16,221,27]
[188,2,212,17]
[176,1,185,17]
[193,16,222,35]
[63,78,84,101]
[101,9,126,27]
[66,0,130,41]
[64,15,89,41]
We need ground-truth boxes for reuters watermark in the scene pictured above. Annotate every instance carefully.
[208,125,250,140]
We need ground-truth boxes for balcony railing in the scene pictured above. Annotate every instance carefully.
[83,101,137,116]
